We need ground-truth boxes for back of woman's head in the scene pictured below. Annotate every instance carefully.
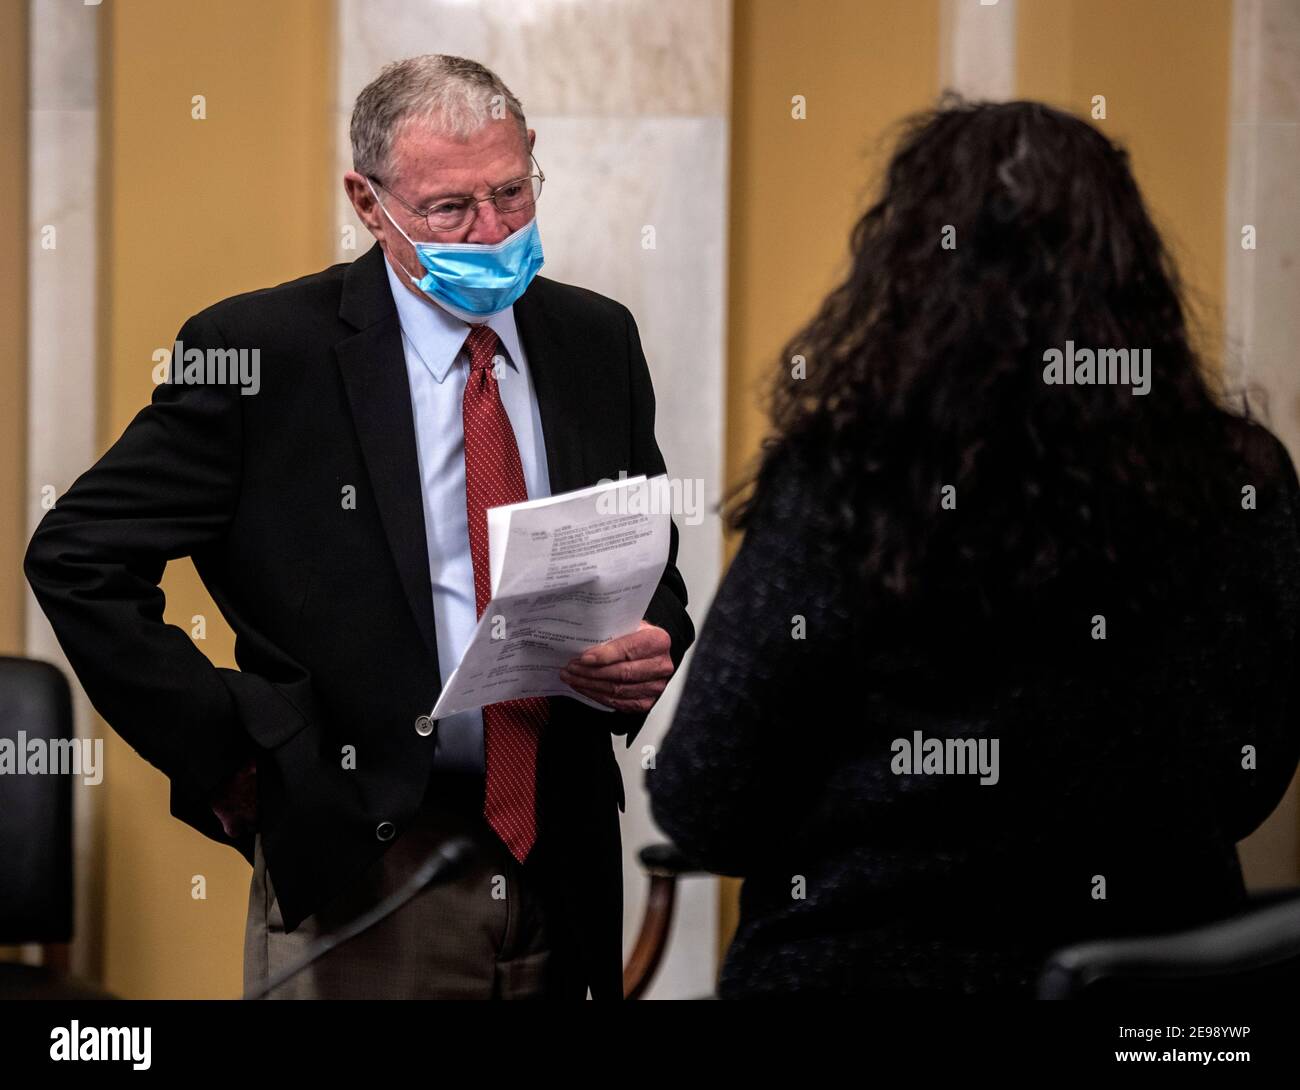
[729,94,1256,638]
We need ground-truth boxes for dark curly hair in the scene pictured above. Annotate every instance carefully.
[724,95,1257,636]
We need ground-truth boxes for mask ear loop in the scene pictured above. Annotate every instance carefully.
[366,178,426,287]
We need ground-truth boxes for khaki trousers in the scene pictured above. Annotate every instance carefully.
[243,770,557,999]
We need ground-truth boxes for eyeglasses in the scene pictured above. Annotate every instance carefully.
[369,156,545,234]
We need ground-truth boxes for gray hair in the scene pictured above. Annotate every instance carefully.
[350,54,528,183]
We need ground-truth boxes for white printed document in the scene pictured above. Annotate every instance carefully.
[430,474,671,718]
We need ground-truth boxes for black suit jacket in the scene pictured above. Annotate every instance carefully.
[24,241,694,1000]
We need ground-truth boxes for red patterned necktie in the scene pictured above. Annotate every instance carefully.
[461,322,546,864]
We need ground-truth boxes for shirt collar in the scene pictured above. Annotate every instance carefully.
[382,253,524,384]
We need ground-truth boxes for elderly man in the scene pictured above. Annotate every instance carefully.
[24,54,693,1000]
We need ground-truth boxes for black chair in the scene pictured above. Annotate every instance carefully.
[1038,888,1300,998]
[0,656,116,999]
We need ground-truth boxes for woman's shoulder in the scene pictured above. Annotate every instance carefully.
[1218,415,1300,556]
[1225,415,1299,487]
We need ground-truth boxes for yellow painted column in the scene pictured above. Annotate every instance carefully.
[724,0,941,964]
[1018,0,1233,364]
[99,0,334,998]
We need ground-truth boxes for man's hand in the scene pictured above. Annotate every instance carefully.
[209,757,258,839]
[559,620,675,714]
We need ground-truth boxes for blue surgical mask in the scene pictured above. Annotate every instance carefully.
[368,178,544,319]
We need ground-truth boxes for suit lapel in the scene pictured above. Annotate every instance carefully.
[335,286,440,666]
[513,276,589,496]
[333,243,590,678]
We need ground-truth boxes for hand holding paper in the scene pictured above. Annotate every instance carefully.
[430,474,672,718]
[559,619,674,714]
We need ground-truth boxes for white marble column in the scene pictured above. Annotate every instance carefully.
[334,0,729,998]
[939,0,1018,99]
[1225,0,1300,888]
[24,0,102,978]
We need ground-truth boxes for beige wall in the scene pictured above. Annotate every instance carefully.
[98,0,334,998]
[728,0,943,525]
[1019,0,1233,364]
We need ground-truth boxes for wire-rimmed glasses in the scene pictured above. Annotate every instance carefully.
[369,156,544,234]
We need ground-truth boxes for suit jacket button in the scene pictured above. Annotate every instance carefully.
[414,715,434,737]
[375,821,395,841]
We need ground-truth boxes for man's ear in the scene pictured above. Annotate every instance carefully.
[344,172,383,239]
[527,128,536,153]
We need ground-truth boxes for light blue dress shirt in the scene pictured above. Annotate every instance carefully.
[383,256,551,773]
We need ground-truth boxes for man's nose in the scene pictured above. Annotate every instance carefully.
[465,200,510,244]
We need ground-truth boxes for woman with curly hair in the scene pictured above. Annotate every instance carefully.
[647,96,1300,997]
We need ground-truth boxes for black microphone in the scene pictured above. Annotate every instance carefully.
[242,835,478,1000]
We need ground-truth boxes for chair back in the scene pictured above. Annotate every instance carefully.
[1038,891,1300,998]
[0,657,74,944]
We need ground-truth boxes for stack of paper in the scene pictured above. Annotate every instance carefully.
[430,474,671,718]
